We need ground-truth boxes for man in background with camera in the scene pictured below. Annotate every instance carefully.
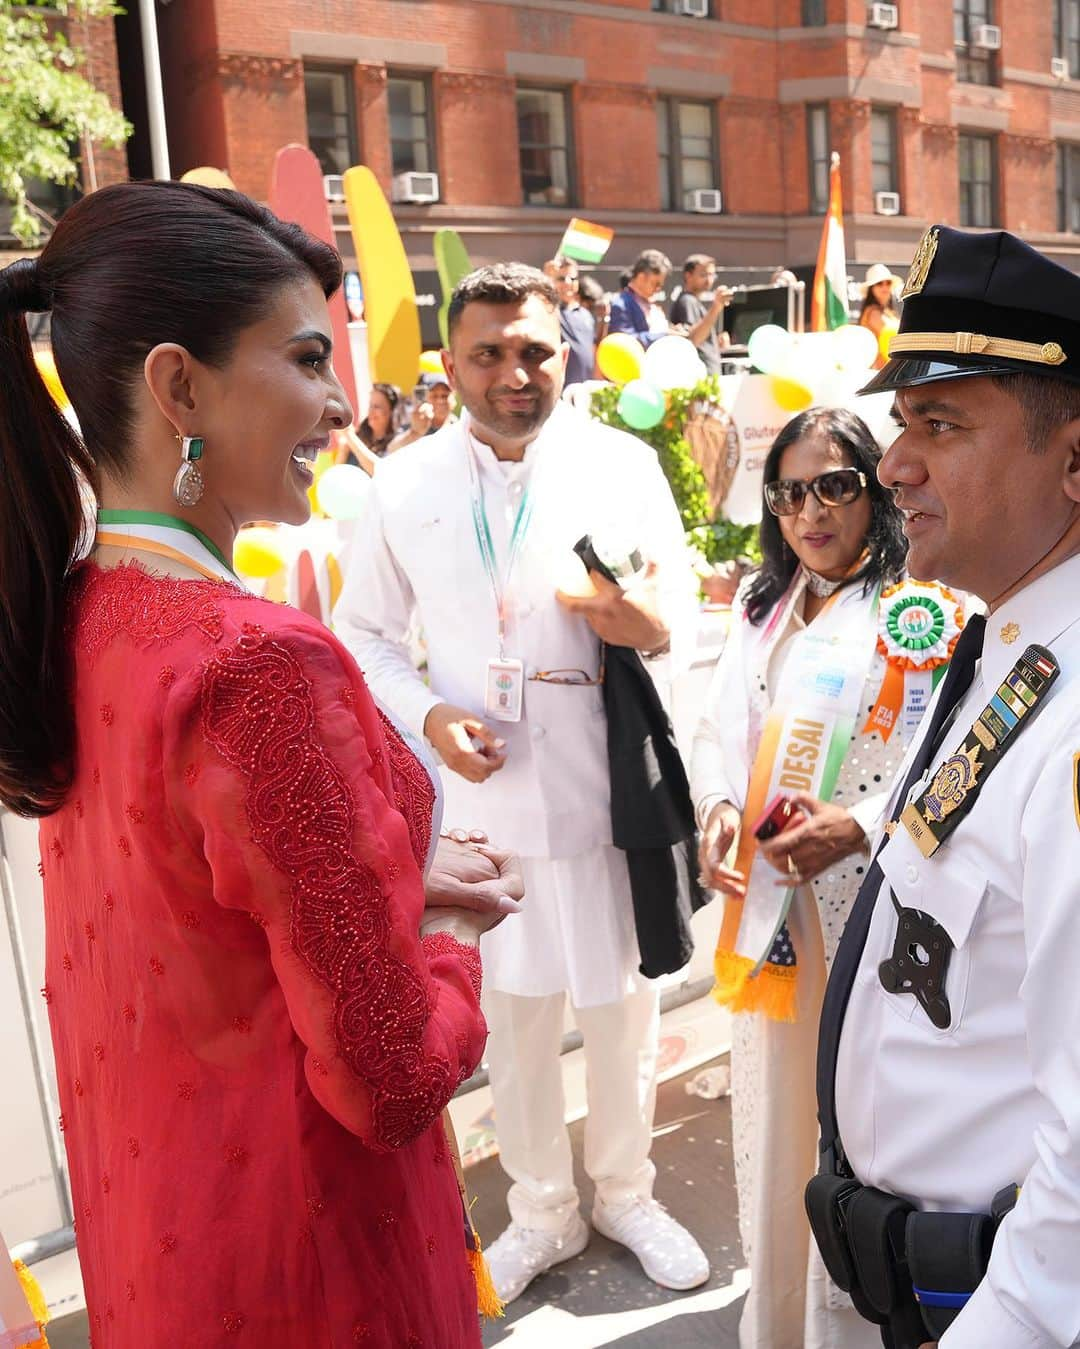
[669,253,734,376]
[388,370,457,451]
[334,263,708,1304]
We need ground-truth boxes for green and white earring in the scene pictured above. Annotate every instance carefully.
[173,435,205,507]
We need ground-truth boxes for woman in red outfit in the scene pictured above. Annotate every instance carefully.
[0,182,521,1347]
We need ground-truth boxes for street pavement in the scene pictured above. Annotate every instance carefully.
[476,1057,746,1349]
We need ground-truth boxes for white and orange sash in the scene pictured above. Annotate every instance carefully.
[713,575,880,1019]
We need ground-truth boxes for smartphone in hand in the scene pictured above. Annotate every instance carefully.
[751,793,798,842]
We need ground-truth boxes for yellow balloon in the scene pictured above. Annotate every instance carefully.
[233,528,286,579]
[34,351,70,410]
[596,333,644,386]
[419,349,445,375]
[770,374,815,413]
[180,166,237,190]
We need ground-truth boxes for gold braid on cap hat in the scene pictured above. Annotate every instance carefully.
[888,331,1067,367]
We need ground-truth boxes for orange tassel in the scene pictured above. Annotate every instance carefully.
[440,1110,504,1320]
[466,1232,504,1320]
[713,948,798,1022]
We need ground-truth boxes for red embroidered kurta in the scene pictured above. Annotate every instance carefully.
[38,564,487,1348]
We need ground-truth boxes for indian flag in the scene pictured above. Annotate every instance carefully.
[811,153,849,331]
[558,217,615,265]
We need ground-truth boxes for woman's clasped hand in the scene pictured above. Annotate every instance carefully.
[422,832,525,938]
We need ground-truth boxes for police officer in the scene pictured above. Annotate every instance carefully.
[808,225,1080,1349]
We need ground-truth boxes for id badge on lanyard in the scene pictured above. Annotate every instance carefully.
[485,657,525,722]
[468,440,533,723]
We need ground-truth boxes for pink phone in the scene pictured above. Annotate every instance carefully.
[751,793,798,842]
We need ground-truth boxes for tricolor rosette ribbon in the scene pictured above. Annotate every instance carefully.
[864,580,964,741]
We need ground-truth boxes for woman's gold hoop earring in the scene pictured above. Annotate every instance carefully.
[173,436,205,507]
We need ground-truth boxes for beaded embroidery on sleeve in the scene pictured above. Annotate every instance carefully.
[201,623,455,1150]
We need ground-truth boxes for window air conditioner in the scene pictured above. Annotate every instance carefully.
[868,3,899,31]
[322,174,345,203]
[874,190,901,216]
[391,171,440,204]
[684,187,722,213]
[675,0,710,15]
[972,24,1002,51]
[1052,56,1070,80]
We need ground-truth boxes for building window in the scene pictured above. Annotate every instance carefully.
[657,98,719,211]
[1054,0,1080,78]
[871,106,899,201]
[807,104,830,213]
[953,0,996,85]
[651,0,715,12]
[958,132,997,226]
[303,66,357,177]
[802,0,828,23]
[1058,142,1080,231]
[516,87,573,206]
[387,75,435,176]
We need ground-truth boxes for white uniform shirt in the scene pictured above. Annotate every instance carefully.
[835,554,1080,1349]
[334,403,697,1002]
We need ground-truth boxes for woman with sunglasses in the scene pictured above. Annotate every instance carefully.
[690,407,961,1348]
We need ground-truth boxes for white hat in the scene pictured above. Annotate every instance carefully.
[864,263,902,290]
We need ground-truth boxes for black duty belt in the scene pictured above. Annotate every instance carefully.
[805,1174,1019,1347]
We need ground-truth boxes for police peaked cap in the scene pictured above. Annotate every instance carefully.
[860,224,1080,395]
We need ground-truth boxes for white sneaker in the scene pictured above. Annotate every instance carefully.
[592,1195,710,1291]
[485,1212,590,1304]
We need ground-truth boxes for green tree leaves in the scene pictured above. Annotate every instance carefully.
[1,0,130,244]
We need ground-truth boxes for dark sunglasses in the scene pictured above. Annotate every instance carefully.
[764,468,867,517]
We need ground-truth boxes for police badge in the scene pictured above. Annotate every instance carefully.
[922,744,982,825]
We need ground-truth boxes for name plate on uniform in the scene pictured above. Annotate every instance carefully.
[901,644,1060,859]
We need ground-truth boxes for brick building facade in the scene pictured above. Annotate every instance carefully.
[142,0,1080,286]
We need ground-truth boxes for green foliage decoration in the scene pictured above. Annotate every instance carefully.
[590,375,761,566]
[1,0,131,246]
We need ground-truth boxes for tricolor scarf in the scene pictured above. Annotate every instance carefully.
[712,574,963,1022]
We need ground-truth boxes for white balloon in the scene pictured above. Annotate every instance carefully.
[778,336,832,392]
[832,324,879,374]
[316,464,370,521]
[641,335,706,390]
[746,323,794,375]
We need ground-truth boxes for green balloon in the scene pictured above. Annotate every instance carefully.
[618,379,666,430]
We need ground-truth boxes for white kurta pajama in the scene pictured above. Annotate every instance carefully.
[692,572,919,1349]
[334,403,698,1226]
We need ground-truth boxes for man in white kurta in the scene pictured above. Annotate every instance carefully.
[334,264,708,1302]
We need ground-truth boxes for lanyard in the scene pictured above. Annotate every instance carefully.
[95,509,241,585]
[465,438,535,656]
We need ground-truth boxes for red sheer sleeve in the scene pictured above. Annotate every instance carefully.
[162,618,486,1151]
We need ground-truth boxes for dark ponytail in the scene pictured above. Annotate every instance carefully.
[0,182,342,816]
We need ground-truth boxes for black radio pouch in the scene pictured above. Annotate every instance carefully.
[805,1173,884,1325]
[905,1209,995,1340]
